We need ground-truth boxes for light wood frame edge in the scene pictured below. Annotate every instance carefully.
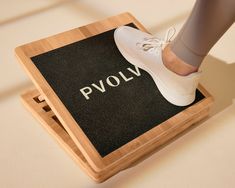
[15,12,214,173]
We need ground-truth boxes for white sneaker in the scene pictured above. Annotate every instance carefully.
[114,26,202,106]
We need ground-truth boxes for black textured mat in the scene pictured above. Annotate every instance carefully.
[31,23,205,157]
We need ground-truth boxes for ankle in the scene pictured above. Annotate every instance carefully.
[162,45,198,76]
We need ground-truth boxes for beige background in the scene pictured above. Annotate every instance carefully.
[0,0,235,187]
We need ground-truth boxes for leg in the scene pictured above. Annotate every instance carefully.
[163,0,235,76]
[114,0,235,106]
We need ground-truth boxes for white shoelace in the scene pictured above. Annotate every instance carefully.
[136,27,176,53]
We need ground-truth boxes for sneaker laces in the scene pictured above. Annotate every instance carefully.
[136,27,176,53]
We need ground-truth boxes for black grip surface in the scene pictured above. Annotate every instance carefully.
[31,24,204,157]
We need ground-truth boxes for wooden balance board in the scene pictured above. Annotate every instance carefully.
[16,12,214,182]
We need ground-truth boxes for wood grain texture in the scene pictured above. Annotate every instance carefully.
[16,12,214,182]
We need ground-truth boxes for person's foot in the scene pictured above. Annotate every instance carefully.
[162,45,199,76]
[114,26,201,106]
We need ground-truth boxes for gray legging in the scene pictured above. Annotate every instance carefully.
[170,0,235,67]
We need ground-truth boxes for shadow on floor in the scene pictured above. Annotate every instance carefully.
[200,55,235,115]
[0,81,33,101]
[0,0,75,26]
[0,0,111,27]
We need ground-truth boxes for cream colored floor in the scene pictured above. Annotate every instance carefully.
[0,1,235,187]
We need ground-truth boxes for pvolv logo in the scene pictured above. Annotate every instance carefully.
[80,66,141,100]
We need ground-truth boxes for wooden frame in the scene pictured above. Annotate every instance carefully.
[16,12,214,182]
